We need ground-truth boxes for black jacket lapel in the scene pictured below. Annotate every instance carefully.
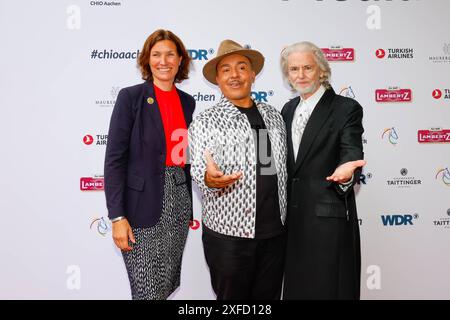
[283,97,300,173]
[293,88,336,175]
[142,81,165,151]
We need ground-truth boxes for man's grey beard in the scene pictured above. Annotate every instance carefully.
[293,82,320,96]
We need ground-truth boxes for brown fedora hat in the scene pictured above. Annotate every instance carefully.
[202,39,265,85]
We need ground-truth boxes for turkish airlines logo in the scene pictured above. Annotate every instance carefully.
[376,48,413,59]
[432,88,450,99]
[82,134,108,146]
[418,129,450,143]
[83,135,94,145]
[80,177,104,191]
[432,89,442,99]
[322,48,354,61]
[376,89,412,102]
[376,49,386,59]
[189,219,200,230]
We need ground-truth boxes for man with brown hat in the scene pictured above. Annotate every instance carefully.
[188,39,288,300]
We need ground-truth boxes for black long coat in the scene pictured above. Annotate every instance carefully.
[281,88,364,300]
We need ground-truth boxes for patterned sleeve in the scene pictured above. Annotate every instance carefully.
[188,116,220,195]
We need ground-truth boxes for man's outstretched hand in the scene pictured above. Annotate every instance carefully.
[326,160,366,184]
[204,150,242,188]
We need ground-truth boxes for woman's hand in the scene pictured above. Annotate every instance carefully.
[112,218,136,252]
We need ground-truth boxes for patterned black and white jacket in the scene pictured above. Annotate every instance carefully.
[188,96,287,238]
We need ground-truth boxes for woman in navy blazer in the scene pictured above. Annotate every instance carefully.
[104,29,195,300]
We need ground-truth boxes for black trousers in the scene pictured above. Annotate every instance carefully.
[202,231,286,300]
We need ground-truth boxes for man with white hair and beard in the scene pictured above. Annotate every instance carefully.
[280,41,366,300]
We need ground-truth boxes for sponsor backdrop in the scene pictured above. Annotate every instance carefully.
[1,0,449,299]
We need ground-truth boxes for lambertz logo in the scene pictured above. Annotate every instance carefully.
[381,213,419,226]
[418,128,450,143]
[433,210,450,229]
[95,86,119,107]
[83,134,108,146]
[251,90,274,102]
[322,46,354,61]
[339,86,355,98]
[80,176,104,191]
[90,217,112,236]
[429,43,450,63]
[375,87,412,102]
[432,88,450,100]
[382,127,399,145]
[435,168,450,186]
[376,48,414,59]
[188,48,214,61]
[386,168,422,188]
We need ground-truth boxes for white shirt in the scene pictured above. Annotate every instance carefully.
[291,85,354,188]
[291,85,326,160]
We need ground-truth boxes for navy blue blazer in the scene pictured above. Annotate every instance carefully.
[104,81,195,228]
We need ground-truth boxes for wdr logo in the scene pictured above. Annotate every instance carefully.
[251,90,274,102]
[357,172,372,185]
[381,214,418,226]
[188,48,214,61]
